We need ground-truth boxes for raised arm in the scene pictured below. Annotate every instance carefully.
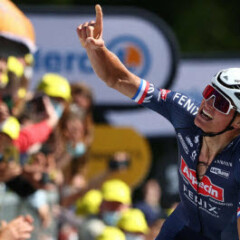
[76,4,141,98]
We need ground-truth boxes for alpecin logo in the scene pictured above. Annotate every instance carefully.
[180,157,224,202]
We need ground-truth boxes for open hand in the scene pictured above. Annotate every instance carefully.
[0,215,34,240]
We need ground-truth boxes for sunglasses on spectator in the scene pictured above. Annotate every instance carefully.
[202,84,236,115]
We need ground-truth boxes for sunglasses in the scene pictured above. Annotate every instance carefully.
[202,85,236,115]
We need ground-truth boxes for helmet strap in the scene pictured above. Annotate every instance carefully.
[202,111,238,137]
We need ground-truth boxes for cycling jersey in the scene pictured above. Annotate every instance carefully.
[132,79,240,240]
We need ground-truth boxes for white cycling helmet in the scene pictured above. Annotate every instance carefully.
[211,68,240,113]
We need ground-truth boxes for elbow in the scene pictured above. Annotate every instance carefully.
[104,73,129,89]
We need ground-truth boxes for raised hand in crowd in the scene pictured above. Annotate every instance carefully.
[43,95,60,129]
[0,215,34,240]
[22,151,63,190]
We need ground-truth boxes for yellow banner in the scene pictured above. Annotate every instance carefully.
[86,125,152,189]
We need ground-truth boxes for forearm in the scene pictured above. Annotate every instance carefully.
[86,46,140,98]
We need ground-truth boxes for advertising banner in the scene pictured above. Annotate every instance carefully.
[25,6,178,105]
[24,6,240,136]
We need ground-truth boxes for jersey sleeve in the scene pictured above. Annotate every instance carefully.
[237,184,240,218]
[131,79,200,129]
[238,200,240,219]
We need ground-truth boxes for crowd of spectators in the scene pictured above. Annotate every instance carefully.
[0,53,179,240]
[0,53,175,240]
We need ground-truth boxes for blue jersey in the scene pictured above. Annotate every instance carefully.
[132,79,240,240]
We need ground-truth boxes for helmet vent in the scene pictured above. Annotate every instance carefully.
[223,76,228,81]
[218,73,240,90]
[234,92,240,100]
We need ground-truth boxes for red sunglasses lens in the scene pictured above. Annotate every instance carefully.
[202,85,215,99]
[202,85,230,113]
[214,94,230,113]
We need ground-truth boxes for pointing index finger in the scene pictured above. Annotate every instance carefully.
[94,4,103,38]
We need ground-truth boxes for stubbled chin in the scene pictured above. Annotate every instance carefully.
[194,116,200,127]
[194,114,206,130]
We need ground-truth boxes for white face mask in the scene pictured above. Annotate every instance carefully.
[50,99,64,118]
[125,233,145,240]
[67,142,86,158]
[102,211,121,226]
[24,66,33,79]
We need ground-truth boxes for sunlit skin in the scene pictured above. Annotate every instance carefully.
[63,118,85,143]
[100,200,129,213]
[72,93,91,111]
[194,97,237,134]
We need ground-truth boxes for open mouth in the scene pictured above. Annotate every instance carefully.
[200,109,213,121]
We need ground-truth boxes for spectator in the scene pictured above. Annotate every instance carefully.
[57,189,104,240]
[0,1,35,238]
[57,109,89,193]
[100,179,131,226]
[71,82,94,147]
[60,151,131,208]
[0,55,34,119]
[96,226,126,240]
[59,178,131,240]
[133,179,167,226]
[0,116,53,229]
[117,208,149,240]
[0,56,24,113]
[14,96,59,154]
[33,73,71,158]
[76,189,103,217]
[26,73,70,124]
[12,53,35,118]
[0,116,21,183]
[77,179,131,240]
[76,189,104,240]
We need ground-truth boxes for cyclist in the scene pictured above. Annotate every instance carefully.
[76,4,240,240]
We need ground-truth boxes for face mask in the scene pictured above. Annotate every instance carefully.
[67,142,86,157]
[24,66,33,79]
[102,211,121,226]
[50,99,64,118]
[125,233,145,240]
